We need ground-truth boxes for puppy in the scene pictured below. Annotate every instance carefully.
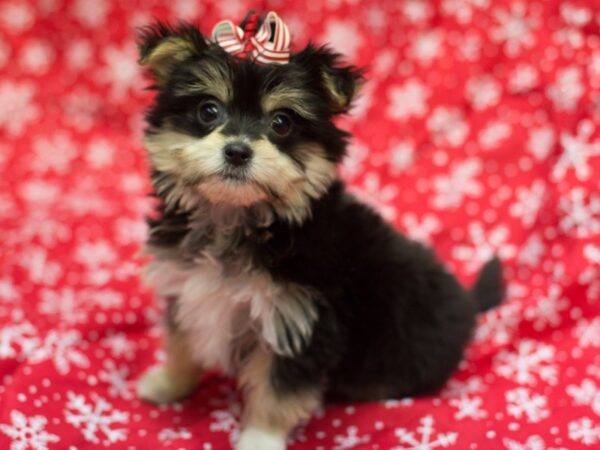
[136,14,504,450]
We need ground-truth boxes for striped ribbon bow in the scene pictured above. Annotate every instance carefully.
[211,11,291,64]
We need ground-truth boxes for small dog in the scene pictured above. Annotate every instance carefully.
[136,12,504,450]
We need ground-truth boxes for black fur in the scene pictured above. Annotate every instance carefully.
[139,21,504,405]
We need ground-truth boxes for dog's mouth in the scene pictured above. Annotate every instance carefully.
[219,168,250,183]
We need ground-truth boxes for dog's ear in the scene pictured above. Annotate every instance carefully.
[138,22,208,84]
[293,44,364,114]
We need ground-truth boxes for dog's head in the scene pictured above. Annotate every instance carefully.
[139,21,362,223]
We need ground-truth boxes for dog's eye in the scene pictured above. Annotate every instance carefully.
[271,112,293,137]
[197,100,222,124]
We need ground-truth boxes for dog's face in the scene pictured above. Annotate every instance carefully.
[139,22,361,222]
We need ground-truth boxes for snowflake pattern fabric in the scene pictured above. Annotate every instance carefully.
[0,0,599,449]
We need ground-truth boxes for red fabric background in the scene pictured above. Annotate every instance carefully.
[1,0,600,449]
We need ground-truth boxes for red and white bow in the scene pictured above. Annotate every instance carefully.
[211,11,291,65]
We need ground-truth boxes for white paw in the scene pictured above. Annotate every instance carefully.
[236,427,286,450]
[137,365,196,404]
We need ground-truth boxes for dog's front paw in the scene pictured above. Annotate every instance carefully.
[136,365,198,404]
[236,427,286,450]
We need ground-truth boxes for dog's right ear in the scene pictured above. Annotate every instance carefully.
[138,22,208,85]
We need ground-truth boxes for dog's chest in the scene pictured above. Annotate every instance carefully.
[145,254,278,374]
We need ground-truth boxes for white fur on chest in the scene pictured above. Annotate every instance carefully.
[144,254,316,374]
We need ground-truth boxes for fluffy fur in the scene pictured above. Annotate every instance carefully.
[136,18,504,450]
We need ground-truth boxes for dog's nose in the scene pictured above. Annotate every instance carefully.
[223,143,253,167]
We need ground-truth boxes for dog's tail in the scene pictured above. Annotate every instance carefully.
[471,257,504,313]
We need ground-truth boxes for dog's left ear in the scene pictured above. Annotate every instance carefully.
[294,44,364,114]
[138,21,208,85]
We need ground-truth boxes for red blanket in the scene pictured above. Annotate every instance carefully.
[1,1,599,449]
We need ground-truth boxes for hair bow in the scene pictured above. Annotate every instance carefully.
[211,11,291,65]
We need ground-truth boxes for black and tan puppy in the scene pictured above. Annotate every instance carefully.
[136,18,504,450]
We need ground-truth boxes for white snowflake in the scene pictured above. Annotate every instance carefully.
[387,80,430,121]
[524,285,569,331]
[559,188,600,238]
[494,339,558,386]
[37,288,86,324]
[546,66,585,112]
[86,138,115,169]
[466,75,502,111]
[101,333,137,360]
[98,360,134,400]
[0,81,39,137]
[441,0,489,24]
[29,330,89,375]
[527,126,556,161]
[402,0,434,24]
[215,0,245,18]
[449,396,487,420]
[517,233,545,267]
[510,181,547,227]
[65,41,93,71]
[0,322,39,360]
[0,1,34,32]
[62,184,113,218]
[75,240,117,268]
[506,387,549,423]
[491,2,539,56]
[441,376,485,399]
[43,134,78,169]
[393,415,458,449]
[389,140,415,174]
[408,31,443,65]
[573,318,600,348]
[0,410,59,450]
[97,44,142,100]
[553,120,600,181]
[9,211,71,247]
[333,426,371,449]
[508,64,539,93]
[453,223,517,273]
[590,51,600,87]
[158,427,192,443]
[114,218,148,245]
[401,213,441,245]
[18,179,60,208]
[456,33,482,62]
[172,0,204,20]
[567,379,600,416]
[340,141,370,180]
[0,277,19,303]
[79,288,124,309]
[320,20,363,59]
[475,302,521,345]
[70,0,109,27]
[64,391,129,444]
[349,173,398,221]
[569,417,600,445]
[479,120,511,150]
[554,3,591,48]
[18,246,63,286]
[432,159,482,209]
[19,39,55,75]
[584,244,600,264]
[427,106,470,147]
[503,435,548,450]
